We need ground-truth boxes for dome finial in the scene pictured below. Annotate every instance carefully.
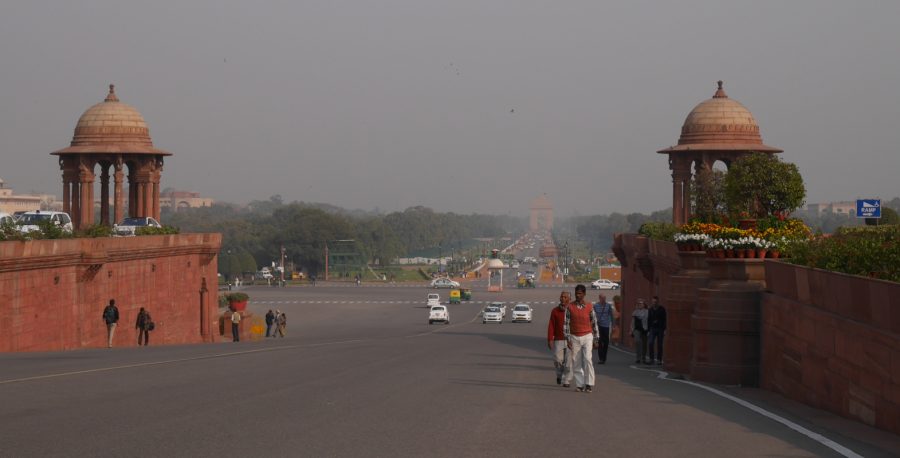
[713,80,727,98]
[105,84,119,102]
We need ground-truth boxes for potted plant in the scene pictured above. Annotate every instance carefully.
[225,292,249,311]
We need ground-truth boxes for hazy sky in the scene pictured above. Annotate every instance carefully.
[1,1,898,217]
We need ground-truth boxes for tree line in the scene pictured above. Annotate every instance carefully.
[161,196,526,277]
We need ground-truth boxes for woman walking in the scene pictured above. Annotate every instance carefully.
[631,299,649,364]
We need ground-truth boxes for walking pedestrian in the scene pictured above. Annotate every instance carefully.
[565,284,600,393]
[265,309,275,337]
[647,296,667,365]
[276,311,287,337]
[102,299,119,348]
[631,299,649,364]
[230,309,241,342]
[547,291,573,387]
[593,293,614,364]
[135,307,153,346]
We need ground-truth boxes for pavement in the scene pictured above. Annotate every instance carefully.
[0,278,897,457]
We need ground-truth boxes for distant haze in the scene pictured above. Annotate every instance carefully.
[1,1,898,217]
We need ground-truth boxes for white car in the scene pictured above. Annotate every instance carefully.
[431,278,460,289]
[427,293,441,307]
[114,216,162,236]
[482,306,503,324]
[591,279,620,290]
[0,212,14,226]
[511,304,533,323]
[490,302,507,318]
[429,305,450,324]
[16,211,73,234]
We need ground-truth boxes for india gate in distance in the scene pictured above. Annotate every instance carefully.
[529,194,553,232]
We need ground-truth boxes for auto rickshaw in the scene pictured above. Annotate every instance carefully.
[460,288,472,301]
[449,289,461,304]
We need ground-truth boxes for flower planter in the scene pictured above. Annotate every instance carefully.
[767,250,781,259]
[756,249,768,258]
[745,249,756,258]
[228,300,248,312]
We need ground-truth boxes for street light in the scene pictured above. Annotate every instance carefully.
[563,240,569,282]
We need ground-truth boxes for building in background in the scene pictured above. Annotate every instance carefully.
[160,190,214,211]
[806,201,856,216]
[0,178,44,214]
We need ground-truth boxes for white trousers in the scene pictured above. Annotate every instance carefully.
[552,340,573,383]
[569,333,595,387]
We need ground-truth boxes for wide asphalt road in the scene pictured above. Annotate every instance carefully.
[0,280,893,457]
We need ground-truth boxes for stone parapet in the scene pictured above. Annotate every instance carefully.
[0,233,221,352]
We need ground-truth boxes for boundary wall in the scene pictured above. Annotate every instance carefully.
[0,233,221,352]
[613,233,900,435]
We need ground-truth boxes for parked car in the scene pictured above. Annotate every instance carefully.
[511,304,533,323]
[0,212,14,226]
[591,279,620,290]
[16,211,73,234]
[113,216,162,236]
[428,305,450,324]
[490,301,507,318]
[427,293,441,307]
[482,306,503,324]
[431,278,460,289]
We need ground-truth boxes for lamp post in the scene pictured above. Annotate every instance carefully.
[563,240,569,283]
[280,245,286,286]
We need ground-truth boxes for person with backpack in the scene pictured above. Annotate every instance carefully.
[275,311,287,337]
[135,307,153,346]
[102,299,119,348]
[631,298,650,364]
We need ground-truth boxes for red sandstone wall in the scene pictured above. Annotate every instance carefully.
[762,261,900,435]
[0,234,221,352]
[613,234,658,348]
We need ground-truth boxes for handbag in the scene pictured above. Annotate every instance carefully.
[147,321,155,331]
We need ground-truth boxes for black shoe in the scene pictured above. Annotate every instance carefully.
[557,377,562,385]
[635,359,640,364]
[585,385,593,393]
[562,383,570,388]
[576,386,584,392]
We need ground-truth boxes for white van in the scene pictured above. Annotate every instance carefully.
[16,211,73,234]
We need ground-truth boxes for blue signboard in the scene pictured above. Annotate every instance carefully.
[856,199,881,218]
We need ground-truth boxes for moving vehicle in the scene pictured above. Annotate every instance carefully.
[113,216,162,236]
[428,305,450,324]
[482,306,503,324]
[490,301,507,318]
[430,278,460,289]
[16,211,73,234]
[511,304,533,323]
[591,279,620,290]
[517,277,535,288]
[449,289,461,304]
[427,293,441,307]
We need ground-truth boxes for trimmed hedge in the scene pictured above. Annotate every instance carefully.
[788,225,900,282]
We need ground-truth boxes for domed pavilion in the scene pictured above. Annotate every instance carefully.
[52,85,171,229]
[658,81,782,225]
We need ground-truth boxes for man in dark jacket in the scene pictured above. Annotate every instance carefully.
[647,296,667,365]
[265,310,275,337]
[102,299,119,348]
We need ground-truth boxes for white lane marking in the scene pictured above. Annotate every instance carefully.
[609,346,862,458]
[0,339,367,385]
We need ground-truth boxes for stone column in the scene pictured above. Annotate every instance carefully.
[136,181,145,218]
[62,179,71,215]
[99,164,110,225]
[670,157,692,226]
[71,181,81,228]
[113,160,124,224]
[153,178,161,221]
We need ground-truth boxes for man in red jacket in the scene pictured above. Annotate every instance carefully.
[547,291,573,387]
[566,284,600,392]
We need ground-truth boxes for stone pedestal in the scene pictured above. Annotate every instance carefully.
[691,258,765,386]
[663,251,709,376]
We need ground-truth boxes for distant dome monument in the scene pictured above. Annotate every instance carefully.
[52,84,171,229]
[658,81,782,225]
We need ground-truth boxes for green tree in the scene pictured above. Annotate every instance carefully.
[866,207,900,226]
[690,166,726,222]
[724,153,806,218]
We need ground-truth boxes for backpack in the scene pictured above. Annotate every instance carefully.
[147,321,155,331]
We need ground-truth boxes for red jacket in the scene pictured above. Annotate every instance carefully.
[547,306,567,343]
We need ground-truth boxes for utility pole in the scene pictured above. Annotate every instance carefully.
[324,242,329,281]
[280,245,285,285]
